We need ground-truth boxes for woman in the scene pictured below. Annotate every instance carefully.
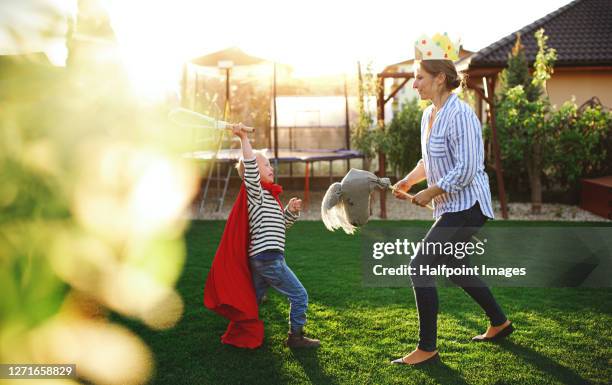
[391,34,513,365]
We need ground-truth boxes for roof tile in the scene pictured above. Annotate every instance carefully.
[470,0,612,68]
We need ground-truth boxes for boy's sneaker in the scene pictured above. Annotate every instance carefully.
[285,328,320,348]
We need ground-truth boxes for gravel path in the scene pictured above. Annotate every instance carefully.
[192,188,609,222]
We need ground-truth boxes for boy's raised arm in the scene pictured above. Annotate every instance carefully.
[233,125,263,204]
[233,124,254,159]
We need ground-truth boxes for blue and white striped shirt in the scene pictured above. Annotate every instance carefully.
[243,158,298,257]
[421,93,495,219]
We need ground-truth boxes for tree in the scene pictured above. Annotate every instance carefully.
[496,29,556,213]
[499,33,541,102]
[497,29,610,208]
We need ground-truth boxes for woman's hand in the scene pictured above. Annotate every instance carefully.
[392,179,413,200]
[287,197,302,215]
[411,185,445,207]
[411,189,434,207]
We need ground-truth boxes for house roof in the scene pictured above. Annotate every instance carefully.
[470,0,612,68]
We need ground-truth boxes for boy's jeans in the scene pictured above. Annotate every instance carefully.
[249,252,308,332]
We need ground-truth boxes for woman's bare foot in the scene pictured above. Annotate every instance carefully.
[392,348,438,365]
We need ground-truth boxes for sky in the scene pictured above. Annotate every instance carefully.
[1,0,575,99]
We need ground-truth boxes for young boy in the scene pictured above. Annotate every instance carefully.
[233,124,320,348]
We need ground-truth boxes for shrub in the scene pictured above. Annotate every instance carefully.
[549,103,611,187]
[384,98,423,176]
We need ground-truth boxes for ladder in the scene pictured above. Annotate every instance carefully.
[195,98,239,216]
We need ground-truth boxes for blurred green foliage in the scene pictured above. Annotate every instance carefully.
[0,5,196,383]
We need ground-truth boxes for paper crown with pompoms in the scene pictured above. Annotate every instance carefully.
[414,33,460,61]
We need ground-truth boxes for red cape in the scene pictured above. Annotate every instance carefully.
[203,182,282,348]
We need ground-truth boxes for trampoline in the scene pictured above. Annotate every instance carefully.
[185,148,364,207]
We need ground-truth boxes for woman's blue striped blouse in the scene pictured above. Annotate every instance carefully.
[420,93,495,219]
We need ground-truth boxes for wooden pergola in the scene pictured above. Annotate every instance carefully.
[375,61,509,219]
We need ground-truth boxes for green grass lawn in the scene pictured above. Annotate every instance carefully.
[117,220,611,385]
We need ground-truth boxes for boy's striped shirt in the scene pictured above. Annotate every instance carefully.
[243,157,298,257]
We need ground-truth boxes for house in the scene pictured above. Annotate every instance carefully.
[461,0,612,113]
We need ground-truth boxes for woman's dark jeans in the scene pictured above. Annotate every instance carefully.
[409,202,507,352]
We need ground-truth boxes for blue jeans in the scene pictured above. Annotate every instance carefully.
[249,253,308,332]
